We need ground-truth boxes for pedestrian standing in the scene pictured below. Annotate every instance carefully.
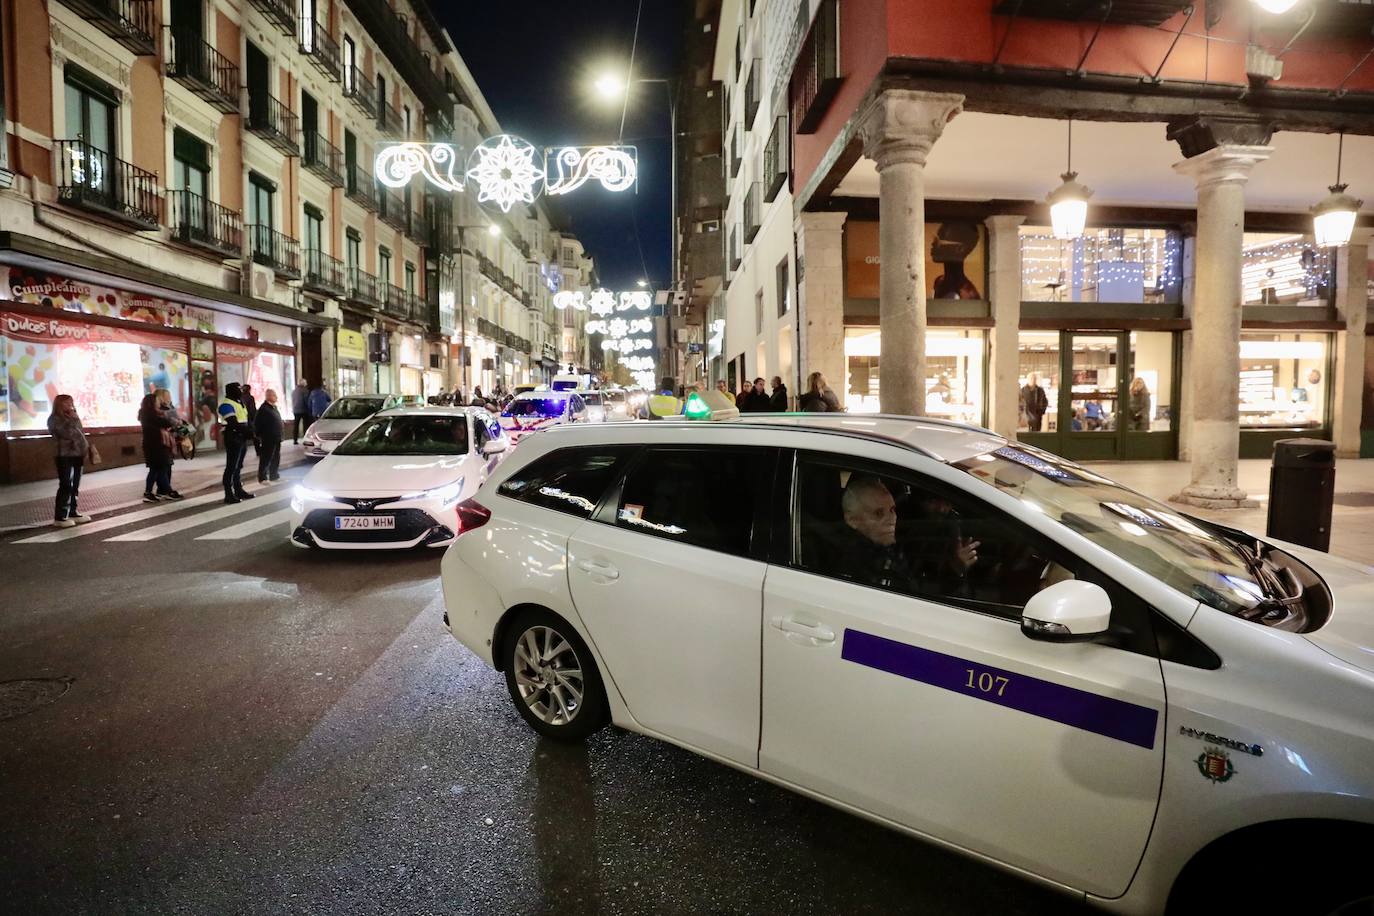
[741,377,770,413]
[799,371,841,412]
[255,389,284,484]
[290,378,309,443]
[139,389,183,502]
[218,383,255,505]
[769,376,789,412]
[47,394,93,528]
[308,383,331,423]
[241,384,258,428]
[1021,373,1049,432]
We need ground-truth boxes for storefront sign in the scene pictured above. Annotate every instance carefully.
[337,329,367,362]
[845,222,987,301]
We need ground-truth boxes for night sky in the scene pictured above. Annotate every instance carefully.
[442,1,686,290]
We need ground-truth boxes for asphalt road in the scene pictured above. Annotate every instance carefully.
[0,468,1087,916]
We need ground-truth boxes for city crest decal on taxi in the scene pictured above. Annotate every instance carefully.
[1197,748,1236,783]
[840,629,1159,749]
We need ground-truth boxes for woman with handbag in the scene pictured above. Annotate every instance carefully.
[47,394,94,527]
[139,388,185,502]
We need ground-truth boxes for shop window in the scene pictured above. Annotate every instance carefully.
[1241,233,1333,306]
[1239,333,1330,431]
[1019,226,1182,304]
[1016,332,1061,432]
[844,327,986,425]
[1127,332,1173,432]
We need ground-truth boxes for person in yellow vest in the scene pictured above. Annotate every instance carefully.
[647,376,683,419]
[217,383,255,505]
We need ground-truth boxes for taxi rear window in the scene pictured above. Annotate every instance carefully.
[497,447,636,519]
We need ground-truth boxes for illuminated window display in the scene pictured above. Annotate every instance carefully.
[1017,332,1061,432]
[1241,233,1333,306]
[1126,332,1174,432]
[1238,333,1329,430]
[1019,226,1182,304]
[844,327,986,424]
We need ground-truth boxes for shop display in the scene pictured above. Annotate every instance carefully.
[1019,227,1181,304]
[1240,234,1332,306]
[843,327,985,423]
[1237,334,1328,430]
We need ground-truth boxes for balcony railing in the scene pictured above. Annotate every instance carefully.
[791,0,842,134]
[303,249,346,297]
[248,224,301,278]
[378,187,408,230]
[169,190,242,258]
[164,28,239,112]
[382,283,420,321]
[744,182,762,244]
[764,115,788,202]
[376,98,403,137]
[57,0,156,54]
[340,0,449,111]
[347,267,380,307]
[299,18,341,82]
[303,130,344,187]
[345,162,378,211]
[245,92,299,155]
[247,0,296,36]
[343,66,376,119]
[55,140,160,229]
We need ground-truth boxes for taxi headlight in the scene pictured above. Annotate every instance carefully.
[402,478,465,508]
[292,485,333,513]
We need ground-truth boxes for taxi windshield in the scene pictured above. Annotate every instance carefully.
[335,415,468,456]
[321,397,386,420]
[504,397,566,418]
[954,445,1284,619]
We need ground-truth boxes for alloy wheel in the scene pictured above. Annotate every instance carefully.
[511,625,585,725]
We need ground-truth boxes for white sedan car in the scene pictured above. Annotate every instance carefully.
[300,394,401,458]
[289,407,507,549]
[439,414,1374,914]
[497,391,588,445]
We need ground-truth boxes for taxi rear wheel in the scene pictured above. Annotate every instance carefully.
[502,609,607,741]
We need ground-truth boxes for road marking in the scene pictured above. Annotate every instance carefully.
[105,490,293,542]
[195,507,295,541]
[13,491,228,544]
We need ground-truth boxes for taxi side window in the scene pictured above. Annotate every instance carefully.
[497,447,636,519]
[613,447,774,557]
[794,455,1076,621]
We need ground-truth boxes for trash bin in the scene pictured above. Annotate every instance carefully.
[1266,438,1336,552]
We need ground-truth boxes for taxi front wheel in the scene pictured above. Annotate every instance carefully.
[502,609,608,741]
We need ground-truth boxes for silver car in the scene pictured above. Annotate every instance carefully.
[301,394,401,458]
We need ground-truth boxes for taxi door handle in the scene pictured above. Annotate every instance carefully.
[770,615,835,644]
[576,559,620,582]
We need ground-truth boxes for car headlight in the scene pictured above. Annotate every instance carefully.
[292,485,334,513]
[401,478,465,508]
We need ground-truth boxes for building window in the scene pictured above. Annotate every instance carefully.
[346,228,361,273]
[845,327,986,425]
[342,36,356,90]
[63,67,117,167]
[403,104,411,138]
[304,204,323,253]
[776,258,789,317]
[1241,233,1334,306]
[405,261,416,295]
[172,128,209,198]
[249,173,275,229]
[379,246,392,282]
[1019,226,1182,304]
[1239,332,1330,430]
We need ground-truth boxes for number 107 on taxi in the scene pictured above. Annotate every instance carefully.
[966,669,1009,697]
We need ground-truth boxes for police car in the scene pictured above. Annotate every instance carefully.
[438,412,1374,914]
[498,391,588,444]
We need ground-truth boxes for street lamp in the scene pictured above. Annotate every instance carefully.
[1252,0,1299,13]
[1046,118,1093,240]
[1311,133,1362,248]
[636,278,647,288]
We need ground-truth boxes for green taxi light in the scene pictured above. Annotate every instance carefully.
[684,393,711,420]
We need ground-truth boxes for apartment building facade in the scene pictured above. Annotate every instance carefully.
[0,0,581,481]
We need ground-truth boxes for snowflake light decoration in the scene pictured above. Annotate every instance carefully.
[465,135,544,213]
[587,288,617,316]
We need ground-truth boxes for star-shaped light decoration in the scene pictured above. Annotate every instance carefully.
[587,288,616,316]
[465,135,545,213]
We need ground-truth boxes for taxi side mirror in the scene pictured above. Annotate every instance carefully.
[1021,580,1111,642]
[481,439,507,456]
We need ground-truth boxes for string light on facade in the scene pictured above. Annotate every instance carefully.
[375,142,465,193]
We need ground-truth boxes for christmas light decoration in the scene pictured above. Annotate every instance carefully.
[68,147,103,187]
[465,135,544,213]
[544,146,637,196]
[588,288,616,316]
[375,142,465,192]
[553,291,585,310]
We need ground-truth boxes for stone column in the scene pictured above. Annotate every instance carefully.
[795,210,848,398]
[1333,228,1372,458]
[1169,132,1272,508]
[985,214,1025,438]
[857,90,964,415]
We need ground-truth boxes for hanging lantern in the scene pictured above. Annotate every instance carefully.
[1251,0,1299,14]
[1311,133,1362,248]
[1046,119,1092,240]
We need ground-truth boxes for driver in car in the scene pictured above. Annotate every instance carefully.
[836,475,979,596]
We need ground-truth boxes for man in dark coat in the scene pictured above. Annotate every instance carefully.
[1021,373,1049,432]
[290,378,309,443]
[769,376,789,412]
[254,389,284,483]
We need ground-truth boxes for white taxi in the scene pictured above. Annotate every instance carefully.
[438,414,1374,914]
[498,391,588,445]
[289,407,507,549]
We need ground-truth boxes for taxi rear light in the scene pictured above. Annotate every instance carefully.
[455,497,491,535]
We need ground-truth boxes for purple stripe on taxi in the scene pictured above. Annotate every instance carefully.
[841,629,1159,750]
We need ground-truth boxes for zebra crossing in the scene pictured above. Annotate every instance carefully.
[8,484,298,546]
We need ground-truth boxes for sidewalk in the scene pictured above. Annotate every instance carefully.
[0,443,308,532]
[1082,458,1374,566]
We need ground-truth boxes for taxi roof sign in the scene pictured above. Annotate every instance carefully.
[686,389,740,421]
